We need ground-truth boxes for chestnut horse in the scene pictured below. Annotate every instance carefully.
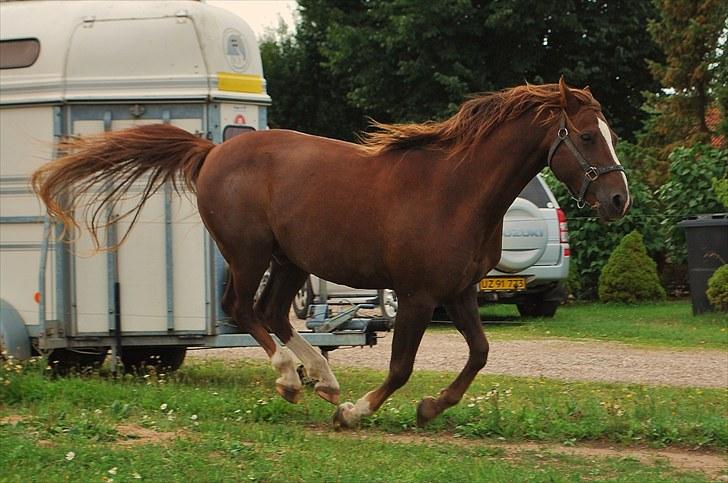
[32,79,629,428]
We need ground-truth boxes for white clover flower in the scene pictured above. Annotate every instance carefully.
[108,467,118,475]
[65,451,75,461]
[190,414,198,421]
[160,403,168,411]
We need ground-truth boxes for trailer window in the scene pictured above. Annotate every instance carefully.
[0,38,40,69]
[223,125,255,141]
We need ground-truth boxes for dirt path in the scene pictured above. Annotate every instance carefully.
[189,330,728,388]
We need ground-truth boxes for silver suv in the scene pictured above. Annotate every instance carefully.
[292,174,570,319]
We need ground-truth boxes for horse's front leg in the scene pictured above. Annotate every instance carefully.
[416,286,489,426]
[333,297,433,429]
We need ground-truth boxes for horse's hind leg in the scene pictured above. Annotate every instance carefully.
[227,260,303,403]
[256,259,340,405]
[333,295,433,429]
[416,286,489,426]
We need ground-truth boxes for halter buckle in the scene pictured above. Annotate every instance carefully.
[585,166,599,181]
[557,127,568,139]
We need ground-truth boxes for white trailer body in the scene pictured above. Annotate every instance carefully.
[0,0,374,363]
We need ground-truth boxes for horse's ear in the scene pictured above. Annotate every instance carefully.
[558,76,580,114]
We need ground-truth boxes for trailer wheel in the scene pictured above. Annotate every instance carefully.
[0,299,31,360]
[47,348,108,375]
[120,346,187,373]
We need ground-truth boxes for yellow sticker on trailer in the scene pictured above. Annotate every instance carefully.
[217,72,265,94]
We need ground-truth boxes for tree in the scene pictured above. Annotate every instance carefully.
[636,0,728,185]
[598,230,666,303]
[260,1,369,140]
[261,0,662,141]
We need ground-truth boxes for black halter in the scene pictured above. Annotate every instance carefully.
[547,112,625,208]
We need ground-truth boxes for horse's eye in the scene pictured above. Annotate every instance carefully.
[580,133,593,142]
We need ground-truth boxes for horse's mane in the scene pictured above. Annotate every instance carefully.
[360,83,599,159]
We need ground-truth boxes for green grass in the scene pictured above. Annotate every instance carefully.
[1,358,726,482]
[464,300,728,349]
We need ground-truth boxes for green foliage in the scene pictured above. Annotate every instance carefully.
[657,144,728,264]
[544,142,664,299]
[636,0,728,183]
[598,231,666,303]
[259,3,368,140]
[547,143,725,299]
[706,264,728,312]
[261,0,661,140]
[712,176,728,208]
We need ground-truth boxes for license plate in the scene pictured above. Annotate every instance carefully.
[479,277,527,292]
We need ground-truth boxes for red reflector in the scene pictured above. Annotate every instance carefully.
[557,208,569,243]
[563,246,571,257]
[557,208,567,223]
[34,292,41,304]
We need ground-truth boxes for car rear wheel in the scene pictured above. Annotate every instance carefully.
[516,299,559,318]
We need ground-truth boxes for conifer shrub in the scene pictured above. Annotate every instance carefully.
[598,230,666,303]
[706,264,728,312]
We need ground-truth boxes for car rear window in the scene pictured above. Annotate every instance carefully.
[518,177,551,208]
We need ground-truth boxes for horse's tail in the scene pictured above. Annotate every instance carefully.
[31,123,215,250]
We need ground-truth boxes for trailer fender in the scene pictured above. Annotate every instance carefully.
[0,298,31,360]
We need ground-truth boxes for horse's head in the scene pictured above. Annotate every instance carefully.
[547,78,630,221]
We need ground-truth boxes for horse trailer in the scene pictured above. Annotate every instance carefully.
[0,0,379,371]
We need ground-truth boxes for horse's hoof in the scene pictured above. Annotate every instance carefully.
[315,384,340,405]
[332,402,357,431]
[416,396,439,427]
[276,383,302,404]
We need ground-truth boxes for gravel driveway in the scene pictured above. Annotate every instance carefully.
[188,328,728,388]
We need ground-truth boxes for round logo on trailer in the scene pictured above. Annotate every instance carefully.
[223,29,247,72]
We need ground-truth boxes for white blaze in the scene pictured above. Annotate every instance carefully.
[597,118,630,213]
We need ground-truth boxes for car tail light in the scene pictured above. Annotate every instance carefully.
[563,246,571,257]
[557,208,569,243]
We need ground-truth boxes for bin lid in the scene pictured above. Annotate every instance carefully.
[677,213,728,228]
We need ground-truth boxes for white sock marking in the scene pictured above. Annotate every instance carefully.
[270,346,301,390]
[339,391,374,426]
[286,331,338,390]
